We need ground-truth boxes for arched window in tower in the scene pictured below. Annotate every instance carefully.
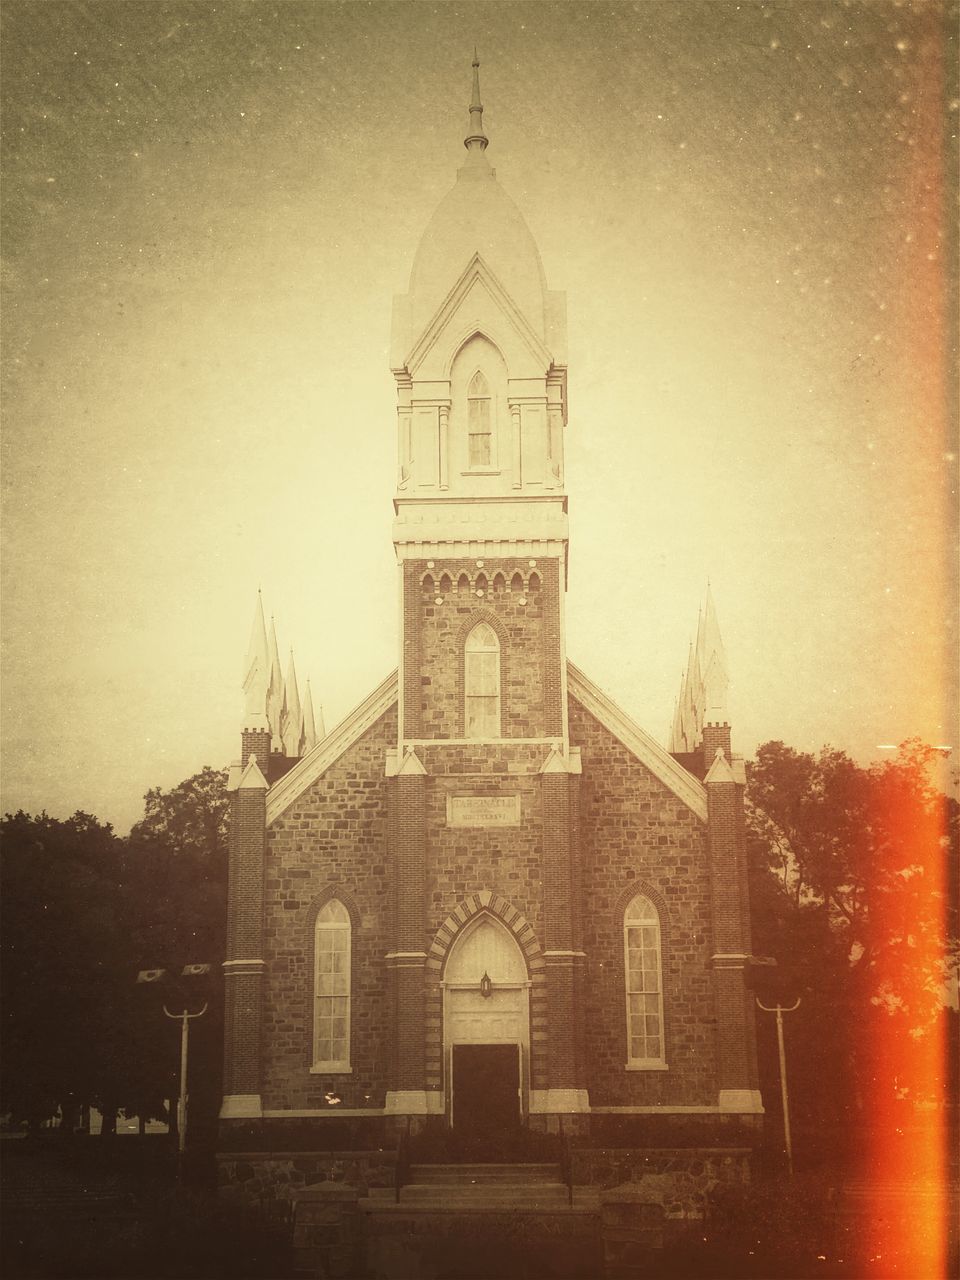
[624,894,665,1067]
[313,898,351,1071]
[464,622,500,739]
[467,371,493,468]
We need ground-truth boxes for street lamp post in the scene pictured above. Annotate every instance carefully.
[756,996,801,1175]
[163,1001,208,1157]
[137,963,211,1165]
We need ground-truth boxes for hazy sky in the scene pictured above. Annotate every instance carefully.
[2,0,956,832]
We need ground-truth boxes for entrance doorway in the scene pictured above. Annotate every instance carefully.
[451,1043,520,1142]
[443,913,531,1139]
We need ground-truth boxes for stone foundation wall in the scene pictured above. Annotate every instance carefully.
[217,1149,396,1207]
[573,1146,752,1220]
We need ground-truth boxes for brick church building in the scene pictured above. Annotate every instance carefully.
[220,60,762,1182]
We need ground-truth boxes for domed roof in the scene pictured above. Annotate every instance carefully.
[407,151,549,341]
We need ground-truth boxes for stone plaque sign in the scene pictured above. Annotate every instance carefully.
[446,795,521,827]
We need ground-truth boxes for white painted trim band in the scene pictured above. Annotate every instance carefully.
[220,1094,263,1119]
[528,1089,590,1114]
[384,1091,445,1115]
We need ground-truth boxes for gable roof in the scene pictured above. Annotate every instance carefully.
[264,662,707,825]
[265,670,398,825]
[403,252,554,378]
[567,662,708,822]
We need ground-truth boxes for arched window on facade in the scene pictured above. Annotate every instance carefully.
[624,894,665,1067]
[464,622,500,739]
[467,371,493,468]
[313,898,351,1071]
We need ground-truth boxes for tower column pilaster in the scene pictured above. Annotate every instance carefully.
[385,755,428,1110]
[220,752,269,1121]
[705,750,762,1113]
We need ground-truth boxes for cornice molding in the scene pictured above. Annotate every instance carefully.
[265,670,398,825]
[567,662,708,822]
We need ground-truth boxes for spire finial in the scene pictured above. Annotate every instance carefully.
[464,49,488,154]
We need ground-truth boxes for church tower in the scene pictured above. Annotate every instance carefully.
[391,54,570,754]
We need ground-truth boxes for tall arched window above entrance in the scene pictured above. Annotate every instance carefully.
[313,898,351,1072]
[464,622,500,739]
[624,894,665,1068]
[467,370,493,468]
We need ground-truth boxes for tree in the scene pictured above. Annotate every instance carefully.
[745,739,958,1176]
[127,766,229,968]
[0,767,230,1138]
[125,767,230,1142]
[0,810,152,1129]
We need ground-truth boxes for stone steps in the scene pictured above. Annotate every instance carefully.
[407,1161,561,1185]
[363,1161,601,1214]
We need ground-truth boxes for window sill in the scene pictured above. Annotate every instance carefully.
[460,468,502,476]
[625,1062,669,1072]
[310,1064,352,1075]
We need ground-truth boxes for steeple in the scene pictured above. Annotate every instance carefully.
[464,49,488,154]
[668,586,730,753]
[280,649,302,757]
[301,678,318,753]
[267,616,284,751]
[242,590,269,731]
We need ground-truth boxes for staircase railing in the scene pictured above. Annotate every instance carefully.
[559,1129,574,1207]
[394,1120,410,1204]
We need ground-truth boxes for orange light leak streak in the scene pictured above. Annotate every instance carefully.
[859,12,954,1279]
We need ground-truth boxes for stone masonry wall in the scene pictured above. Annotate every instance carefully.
[410,557,560,740]
[261,706,397,1111]
[569,697,719,1106]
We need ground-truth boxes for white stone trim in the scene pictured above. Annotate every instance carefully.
[528,1089,590,1114]
[384,1090,445,1116]
[266,671,398,824]
[625,1062,670,1072]
[238,756,268,790]
[219,1094,263,1119]
[542,950,586,958]
[567,662,708,821]
[718,1089,765,1114]
[592,1104,724,1114]
[393,538,569,561]
[402,736,564,747]
[704,750,736,784]
[261,1108,387,1118]
[222,958,266,972]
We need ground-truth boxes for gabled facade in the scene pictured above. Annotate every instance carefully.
[219,60,761,1185]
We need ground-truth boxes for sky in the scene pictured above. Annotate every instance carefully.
[2,0,957,832]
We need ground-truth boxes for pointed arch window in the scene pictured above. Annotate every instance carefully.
[467,371,493,468]
[464,622,500,739]
[624,894,665,1068]
[313,899,351,1072]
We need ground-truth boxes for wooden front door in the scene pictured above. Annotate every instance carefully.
[451,1042,520,1142]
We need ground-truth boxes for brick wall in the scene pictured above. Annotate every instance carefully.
[409,557,560,739]
[569,697,719,1106]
